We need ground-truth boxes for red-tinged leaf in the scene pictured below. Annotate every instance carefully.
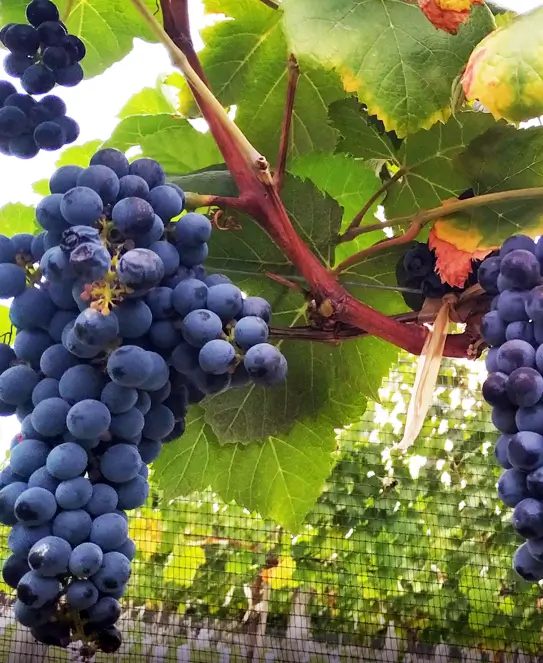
[428,218,495,287]
[418,0,484,34]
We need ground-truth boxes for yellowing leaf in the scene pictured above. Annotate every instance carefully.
[462,7,543,123]
[163,542,206,587]
[261,556,296,589]
[129,515,162,560]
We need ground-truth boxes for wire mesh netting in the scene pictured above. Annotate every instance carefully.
[0,354,535,662]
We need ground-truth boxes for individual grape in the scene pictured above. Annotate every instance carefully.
[9,440,49,480]
[481,311,506,346]
[66,579,99,609]
[77,165,120,205]
[40,245,76,282]
[172,279,208,317]
[14,487,57,526]
[14,600,53,628]
[244,343,288,386]
[49,165,83,195]
[8,523,51,556]
[149,240,180,275]
[36,193,67,232]
[141,403,175,440]
[482,372,510,407]
[534,345,543,375]
[90,513,129,552]
[60,186,103,226]
[3,554,30,589]
[148,320,179,350]
[4,24,40,56]
[234,316,269,349]
[526,537,543,563]
[501,235,536,257]
[178,241,208,267]
[17,570,61,608]
[31,378,60,409]
[66,399,111,440]
[0,106,28,138]
[85,483,118,518]
[508,431,543,470]
[204,273,230,288]
[117,174,149,200]
[111,197,155,237]
[181,309,223,348]
[68,542,103,579]
[53,115,79,143]
[43,230,62,252]
[149,379,171,405]
[506,321,535,344]
[513,498,543,539]
[28,467,60,493]
[148,185,184,221]
[497,468,530,507]
[240,296,272,323]
[527,465,543,499]
[4,52,34,78]
[513,543,543,581]
[496,340,535,374]
[54,62,83,86]
[21,64,55,95]
[73,308,119,348]
[0,365,40,406]
[92,552,131,595]
[86,596,121,628]
[109,408,145,439]
[8,133,38,158]
[11,232,34,257]
[146,286,174,319]
[90,148,129,178]
[31,621,71,647]
[52,509,91,546]
[138,352,170,392]
[173,212,211,246]
[30,397,70,437]
[135,214,164,248]
[40,344,79,380]
[128,157,165,189]
[69,241,111,282]
[100,382,138,415]
[47,281,77,310]
[135,390,152,416]
[506,367,543,407]
[55,476,92,510]
[0,482,29,526]
[46,442,88,481]
[28,535,71,577]
[30,232,46,261]
[107,346,153,388]
[96,626,123,653]
[100,444,141,483]
[116,474,149,510]
[171,342,200,374]
[497,290,529,323]
[39,94,66,118]
[117,247,165,292]
[0,80,17,104]
[516,405,543,435]
[34,120,66,150]
[26,0,60,25]
[199,339,235,375]
[112,299,153,338]
[14,330,53,371]
[116,537,136,561]
[42,45,70,69]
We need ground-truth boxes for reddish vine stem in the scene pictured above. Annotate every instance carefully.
[133,0,478,359]
[274,54,300,192]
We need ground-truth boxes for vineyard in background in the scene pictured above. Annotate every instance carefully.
[0,356,538,660]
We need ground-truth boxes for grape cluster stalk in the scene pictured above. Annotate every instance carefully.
[0,148,287,655]
[0,0,84,158]
[478,235,543,582]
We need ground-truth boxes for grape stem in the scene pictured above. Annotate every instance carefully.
[131,0,481,360]
[274,54,300,192]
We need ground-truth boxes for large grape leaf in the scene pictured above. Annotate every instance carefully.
[153,407,338,533]
[281,0,494,136]
[172,0,346,162]
[0,0,159,78]
[0,203,38,237]
[103,115,222,175]
[331,104,496,219]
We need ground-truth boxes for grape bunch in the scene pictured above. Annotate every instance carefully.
[396,240,481,310]
[0,148,287,653]
[478,235,543,583]
[0,0,83,158]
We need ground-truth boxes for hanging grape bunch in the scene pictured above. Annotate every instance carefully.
[478,235,543,582]
[0,0,84,157]
[0,148,287,654]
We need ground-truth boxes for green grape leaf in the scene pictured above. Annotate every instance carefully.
[55,141,103,169]
[118,85,175,119]
[170,166,239,199]
[103,115,222,175]
[32,180,50,197]
[172,0,346,162]
[0,0,159,78]
[153,407,338,532]
[0,203,38,237]
[281,0,494,136]
[163,540,206,587]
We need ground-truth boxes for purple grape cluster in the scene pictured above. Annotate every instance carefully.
[0,148,287,653]
[0,0,83,158]
[479,234,543,582]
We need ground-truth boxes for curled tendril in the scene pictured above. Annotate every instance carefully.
[212,209,242,232]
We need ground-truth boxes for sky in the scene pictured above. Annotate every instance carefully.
[0,0,540,451]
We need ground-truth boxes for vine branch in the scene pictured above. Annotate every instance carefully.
[274,54,300,192]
